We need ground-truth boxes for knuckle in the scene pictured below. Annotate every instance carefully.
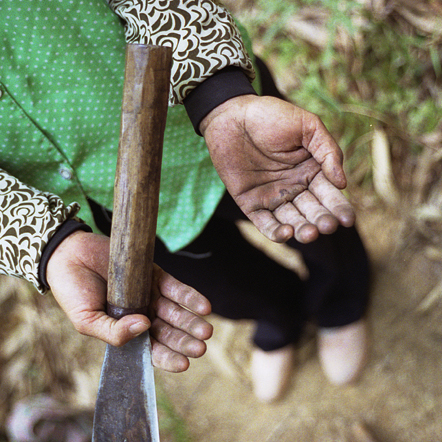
[106,330,127,347]
[168,304,183,325]
[73,321,88,336]
[110,337,126,347]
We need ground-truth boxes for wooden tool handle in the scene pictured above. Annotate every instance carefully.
[107,44,172,319]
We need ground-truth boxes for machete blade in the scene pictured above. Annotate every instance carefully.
[92,331,160,442]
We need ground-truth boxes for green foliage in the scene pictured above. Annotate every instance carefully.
[239,0,442,183]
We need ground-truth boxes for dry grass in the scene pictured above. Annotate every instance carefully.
[0,276,103,437]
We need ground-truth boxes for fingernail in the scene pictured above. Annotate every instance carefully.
[129,322,148,336]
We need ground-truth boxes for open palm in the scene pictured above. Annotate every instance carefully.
[201,95,355,244]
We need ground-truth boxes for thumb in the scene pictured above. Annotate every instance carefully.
[320,153,347,190]
[74,312,151,347]
[300,109,347,189]
[106,314,151,347]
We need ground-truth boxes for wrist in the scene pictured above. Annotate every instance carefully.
[183,67,257,136]
[199,94,257,136]
[41,220,92,289]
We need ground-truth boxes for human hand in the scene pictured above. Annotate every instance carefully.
[200,95,355,244]
[46,231,213,373]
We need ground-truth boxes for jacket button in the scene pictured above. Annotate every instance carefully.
[59,167,73,180]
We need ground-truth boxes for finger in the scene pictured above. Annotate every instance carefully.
[69,309,151,347]
[301,110,347,189]
[247,209,294,243]
[151,337,190,373]
[154,265,212,316]
[309,172,355,227]
[273,202,319,243]
[293,191,340,235]
[150,318,208,358]
[154,296,213,340]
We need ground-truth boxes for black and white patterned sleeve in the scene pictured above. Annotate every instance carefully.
[0,169,80,293]
[107,0,255,105]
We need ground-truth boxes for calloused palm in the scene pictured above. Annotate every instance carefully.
[201,95,355,244]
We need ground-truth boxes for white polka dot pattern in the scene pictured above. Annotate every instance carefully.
[0,0,253,287]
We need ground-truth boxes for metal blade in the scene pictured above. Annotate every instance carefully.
[92,331,160,442]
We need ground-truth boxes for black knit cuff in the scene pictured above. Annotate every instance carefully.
[39,218,93,290]
[183,66,257,136]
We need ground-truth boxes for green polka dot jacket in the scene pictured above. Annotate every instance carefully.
[0,0,255,292]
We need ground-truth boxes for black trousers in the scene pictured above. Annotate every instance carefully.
[153,192,370,351]
[90,57,370,351]
[90,188,369,352]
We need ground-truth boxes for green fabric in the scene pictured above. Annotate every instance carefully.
[0,0,257,252]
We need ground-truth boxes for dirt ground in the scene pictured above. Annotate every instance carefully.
[1,199,442,442]
[154,201,442,442]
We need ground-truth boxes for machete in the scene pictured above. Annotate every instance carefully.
[92,43,172,441]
